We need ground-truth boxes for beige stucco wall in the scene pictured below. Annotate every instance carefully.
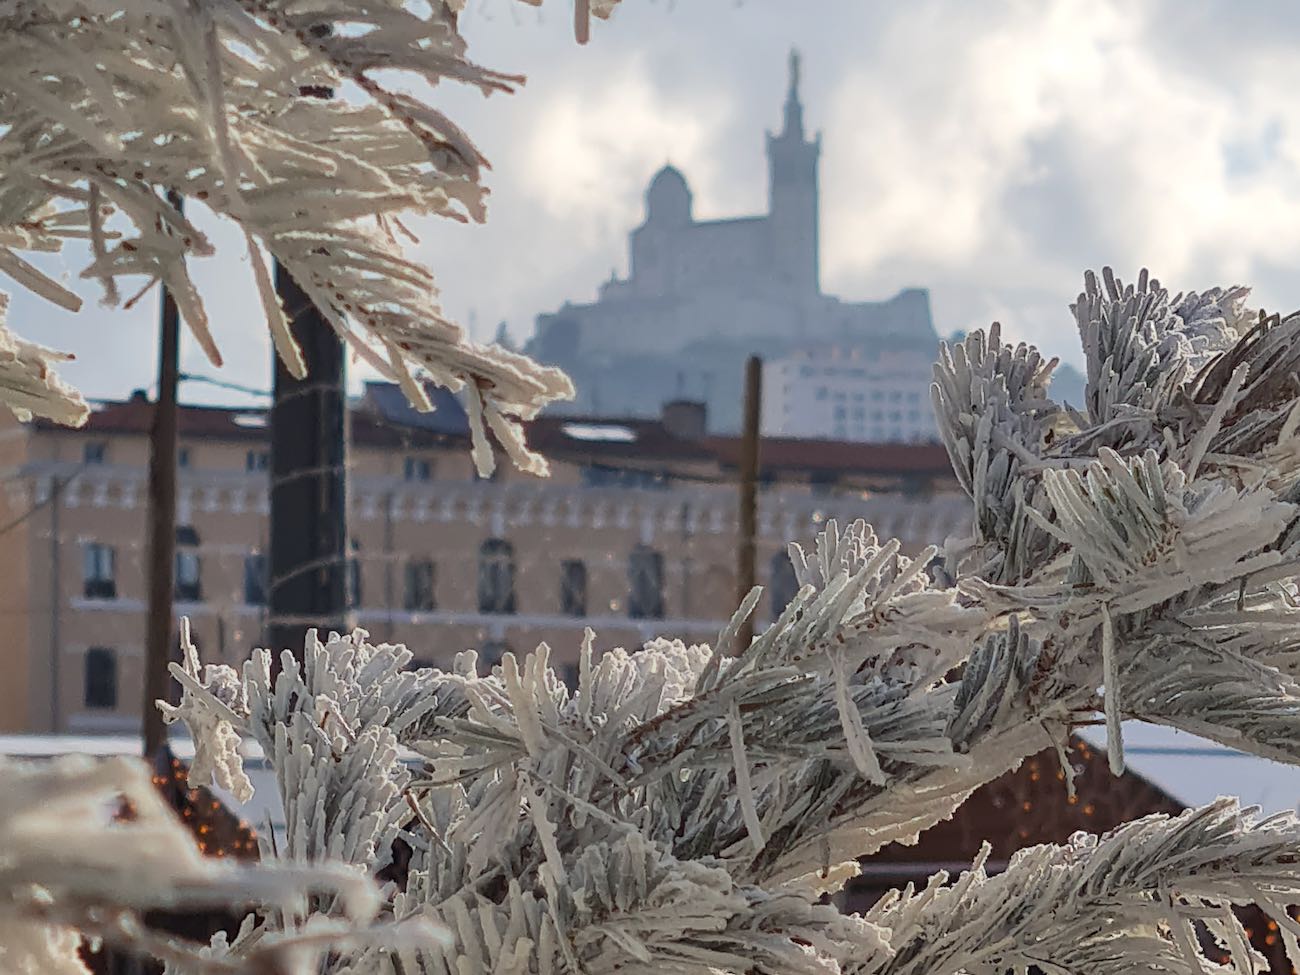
[0,419,967,734]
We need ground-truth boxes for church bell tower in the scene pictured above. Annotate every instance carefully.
[766,48,821,295]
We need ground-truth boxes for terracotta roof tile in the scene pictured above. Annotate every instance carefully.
[42,388,958,482]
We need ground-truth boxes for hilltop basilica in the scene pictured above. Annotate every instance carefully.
[525,52,941,433]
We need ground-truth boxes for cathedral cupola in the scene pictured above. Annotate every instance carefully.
[645,164,693,227]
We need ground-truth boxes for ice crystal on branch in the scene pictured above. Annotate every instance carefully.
[0,0,621,473]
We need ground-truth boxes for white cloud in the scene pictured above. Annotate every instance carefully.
[818,0,1300,357]
[13,0,1300,398]
[515,55,730,247]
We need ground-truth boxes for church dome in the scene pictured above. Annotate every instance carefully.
[645,164,693,226]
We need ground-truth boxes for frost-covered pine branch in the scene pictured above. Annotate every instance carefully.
[151,266,1300,975]
[0,0,621,471]
[0,293,88,425]
[0,750,447,975]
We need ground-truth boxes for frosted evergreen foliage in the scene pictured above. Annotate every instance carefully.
[0,750,446,975]
[0,0,619,470]
[148,268,1300,975]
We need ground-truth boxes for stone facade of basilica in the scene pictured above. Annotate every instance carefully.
[526,52,942,433]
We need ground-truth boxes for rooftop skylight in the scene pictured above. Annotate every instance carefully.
[561,422,637,443]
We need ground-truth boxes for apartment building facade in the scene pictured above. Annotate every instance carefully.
[0,385,967,734]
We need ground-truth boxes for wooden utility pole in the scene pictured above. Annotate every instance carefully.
[267,262,349,659]
[142,190,183,758]
[736,355,762,652]
[267,43,349,661]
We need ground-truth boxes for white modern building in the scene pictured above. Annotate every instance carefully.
[763,348,937,443]
[526,51,942,432]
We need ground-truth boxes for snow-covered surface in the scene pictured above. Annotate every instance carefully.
[0,734,288,843]
[1080,721,1300,816]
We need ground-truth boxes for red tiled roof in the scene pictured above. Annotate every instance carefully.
[42,394,464,449]
[42,392,958,481]
[525,415,718,463]
[525,414,955,478]
[707,435,953,476]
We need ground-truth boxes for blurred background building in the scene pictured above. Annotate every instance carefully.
[0,385,965,735]
[526,52,942,435]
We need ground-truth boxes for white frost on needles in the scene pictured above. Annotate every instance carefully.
[0,0,621,472]
[0,295,87,426]
[0,751,443,975]
[154,267,1300,975]
[9,265,1300,975]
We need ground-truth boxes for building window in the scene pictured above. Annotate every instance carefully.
[627,546,665,620]
[243,553,267,606]
[478,538,516,614]
[560,663,580,691]
[811,471,839,496]
[769,551,799,621]
[834,405,847,420]
[83,543,116,600]
[404,559,435,612]
[84,647,117,709]
[581,465,669,490]
[348,539,362,609]
[480,639,510,670]
[815,387,828,401]
[246,450,269,472]
[83,442,107,465]
[560,560,587,616]
[175,525,201,602]
[403,457,432,482]
[178,447,191,468]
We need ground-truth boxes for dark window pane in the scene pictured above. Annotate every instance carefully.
[769,550,799,622]
[175,526,201,602]
[478,539,516,614]
[403,457,432,482]
[83,543,116,600]
[404,560,435,611]
[348,539,362,609]
[84,647,117,709]
[244,554,267,606]
[627,546,665,619]
[480,639,510,670]
[559,560,587,616]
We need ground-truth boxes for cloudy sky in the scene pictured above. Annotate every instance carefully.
[15,0,1300,406]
